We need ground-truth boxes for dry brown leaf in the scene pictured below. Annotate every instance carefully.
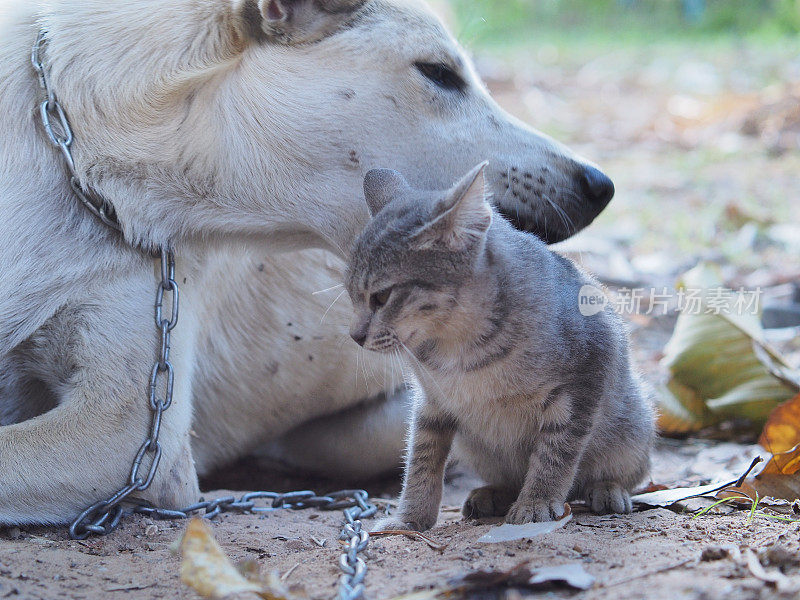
[759,393,800,475]
[716,483,759,506]
[179,518,293,600]
[749,473,800,503]
[387,560,595,599]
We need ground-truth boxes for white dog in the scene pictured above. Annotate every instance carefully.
[0,0,616,525]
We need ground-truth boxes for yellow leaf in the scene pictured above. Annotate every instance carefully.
[759,393,800,475]
[179,518,292,600]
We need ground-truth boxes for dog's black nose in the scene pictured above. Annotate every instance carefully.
[579,166,615,208]
[351,332,367,346]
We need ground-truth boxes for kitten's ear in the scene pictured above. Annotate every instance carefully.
[363,169,410,217]
[237,0,366,45]
[413,162,493,250]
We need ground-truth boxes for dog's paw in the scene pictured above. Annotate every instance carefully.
[586,481,632,514]
[505,498,566,524]
[462,486,517,519]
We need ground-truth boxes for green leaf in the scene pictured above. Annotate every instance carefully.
[658,263,797,434]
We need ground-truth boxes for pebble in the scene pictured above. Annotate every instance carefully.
[701,546,730,561]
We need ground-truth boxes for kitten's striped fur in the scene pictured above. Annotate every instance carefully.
[346,164,655,528]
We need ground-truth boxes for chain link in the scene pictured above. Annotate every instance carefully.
[68,249,177,539]
[131,489,377,600]
[33,30,375,599]
[31,31,121,231]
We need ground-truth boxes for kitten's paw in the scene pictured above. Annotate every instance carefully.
[462,486,517,519]
[371,517,417,533]
[506,498,566,524]
[586,481,633,514]
[371,513,437,533]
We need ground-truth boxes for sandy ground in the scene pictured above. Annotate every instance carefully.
[3,440,800,600]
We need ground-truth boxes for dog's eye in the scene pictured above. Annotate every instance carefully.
[370,288,393,310]
[415,62,466,93]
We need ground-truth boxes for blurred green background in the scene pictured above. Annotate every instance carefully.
[433,0,800,272]
[450,0,800,47]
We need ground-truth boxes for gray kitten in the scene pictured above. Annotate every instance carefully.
[346,163,655,530]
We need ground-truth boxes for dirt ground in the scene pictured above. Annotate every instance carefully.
[3,18,800,600]
[3,440,800,600]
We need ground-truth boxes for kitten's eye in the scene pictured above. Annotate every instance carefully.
[414,62,466,93]
[370,288,393,310]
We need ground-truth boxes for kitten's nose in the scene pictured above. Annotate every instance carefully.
[351,331,367,346]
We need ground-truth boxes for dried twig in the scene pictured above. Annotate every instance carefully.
[735,456,763,487]
[281,562,301,582]
[601,557,697,588]
[370,530,447,551]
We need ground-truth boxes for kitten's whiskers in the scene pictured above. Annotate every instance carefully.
[312,283,344,296]
[399,340,449,402]
[319,288,347,325]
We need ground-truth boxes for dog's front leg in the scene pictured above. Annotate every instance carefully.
[0,276,200,526]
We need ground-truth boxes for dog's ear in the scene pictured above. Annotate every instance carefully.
[238,0,367,45]
[411,162,492,250]
[363,169,409,217]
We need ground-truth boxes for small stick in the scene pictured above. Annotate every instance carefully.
[371,530,447,551]
[281,562,301,582]
[601,557,696,588]
[735,456,763,488]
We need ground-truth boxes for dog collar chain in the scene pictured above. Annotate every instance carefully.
[31,31,122,232]
[31,31,374,600]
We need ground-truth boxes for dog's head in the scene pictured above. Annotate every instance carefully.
[226,0,613,247]
[45,0,613,249]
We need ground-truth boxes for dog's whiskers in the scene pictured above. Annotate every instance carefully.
[541,192,576,235]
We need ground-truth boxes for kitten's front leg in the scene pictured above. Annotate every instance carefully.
[373,403,456,532]
[507,404,594,524]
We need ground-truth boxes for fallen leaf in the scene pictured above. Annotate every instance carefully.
[477,505,572,543]
[633,457,764,508]
[387,560,595,599]
[458,559,593,592]
[179,518,294,600]
[749,473,800,503]
[658,264,797,433]
[716,483,758,506]
[527,564,595,590]
[759,393,800,475]
[631,481,739,507]
[754,344,800,393]
[635,482,670,494]
[747,496,800,515]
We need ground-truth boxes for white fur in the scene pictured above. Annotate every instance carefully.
[0,0,605,524]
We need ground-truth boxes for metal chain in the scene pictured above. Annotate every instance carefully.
[32,30,375,599]
[31,31,121,231]
[69,248,178,539]
[132,489,376,600]
[337,493,374,600]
